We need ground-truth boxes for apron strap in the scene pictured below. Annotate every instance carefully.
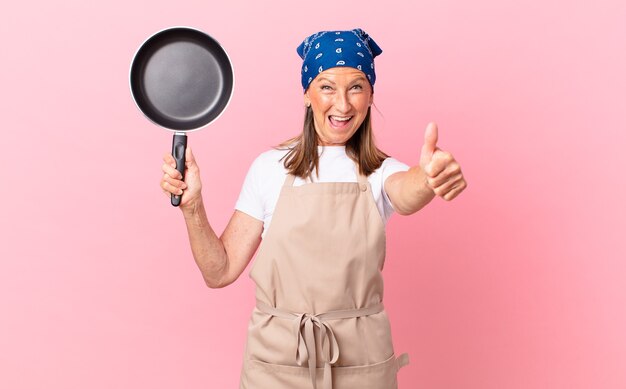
[283,173,296,187]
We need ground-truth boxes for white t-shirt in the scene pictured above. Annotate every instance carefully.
[235,146,410,238]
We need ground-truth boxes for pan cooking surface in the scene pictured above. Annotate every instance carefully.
[130,28,234,130]
[143,41,224,120]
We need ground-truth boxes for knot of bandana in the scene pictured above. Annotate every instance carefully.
[296,28,383,91]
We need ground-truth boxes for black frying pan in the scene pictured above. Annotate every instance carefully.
[130,26,234,206]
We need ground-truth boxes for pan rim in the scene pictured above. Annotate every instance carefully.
[128,25,235,132]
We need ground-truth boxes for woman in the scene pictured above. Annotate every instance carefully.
[160,28,466,389]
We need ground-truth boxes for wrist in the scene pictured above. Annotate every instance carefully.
[180,197,204,217]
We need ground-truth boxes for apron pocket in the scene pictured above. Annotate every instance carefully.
[241,353,407,389]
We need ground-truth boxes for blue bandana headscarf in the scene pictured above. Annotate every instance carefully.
[297,28,383,91]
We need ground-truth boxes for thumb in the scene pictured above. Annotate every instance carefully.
[419,122,438,167]
[185,146,197,167]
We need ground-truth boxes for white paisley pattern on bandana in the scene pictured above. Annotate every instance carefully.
[296,28,383,91]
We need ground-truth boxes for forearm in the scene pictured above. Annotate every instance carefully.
[180,199,230,288]
[392,166,436,215]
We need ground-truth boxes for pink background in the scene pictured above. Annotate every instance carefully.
[1,0,625,388]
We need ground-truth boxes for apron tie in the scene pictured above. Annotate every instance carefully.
[294,312,339,389]
[256,300,384,389]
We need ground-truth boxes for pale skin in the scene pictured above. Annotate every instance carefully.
[160,67,467,288]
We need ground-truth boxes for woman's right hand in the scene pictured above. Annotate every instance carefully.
[161,147,203,209]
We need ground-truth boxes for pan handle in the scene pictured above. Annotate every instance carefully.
[171,132,188,207]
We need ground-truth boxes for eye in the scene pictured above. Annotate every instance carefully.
[351,84,363,90]
[320,85,333,91]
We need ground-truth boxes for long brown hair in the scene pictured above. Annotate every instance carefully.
[278,106,389,179]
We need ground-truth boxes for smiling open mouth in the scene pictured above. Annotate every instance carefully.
[329,116,353,127]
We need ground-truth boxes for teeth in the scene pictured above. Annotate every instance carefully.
[331,116,351,121]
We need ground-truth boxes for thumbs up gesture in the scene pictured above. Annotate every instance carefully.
[418,122,466,201]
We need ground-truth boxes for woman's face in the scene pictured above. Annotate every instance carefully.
[304,67,373,146]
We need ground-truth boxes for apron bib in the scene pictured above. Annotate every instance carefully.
[240,170,409,389]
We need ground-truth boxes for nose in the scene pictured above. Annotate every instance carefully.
[333,91,352,113]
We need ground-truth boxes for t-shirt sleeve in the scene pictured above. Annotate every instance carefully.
[234,155,265,222]
[381,157,410,218]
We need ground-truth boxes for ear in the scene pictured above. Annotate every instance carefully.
[369,92,374,107]
[304,91,311,107]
